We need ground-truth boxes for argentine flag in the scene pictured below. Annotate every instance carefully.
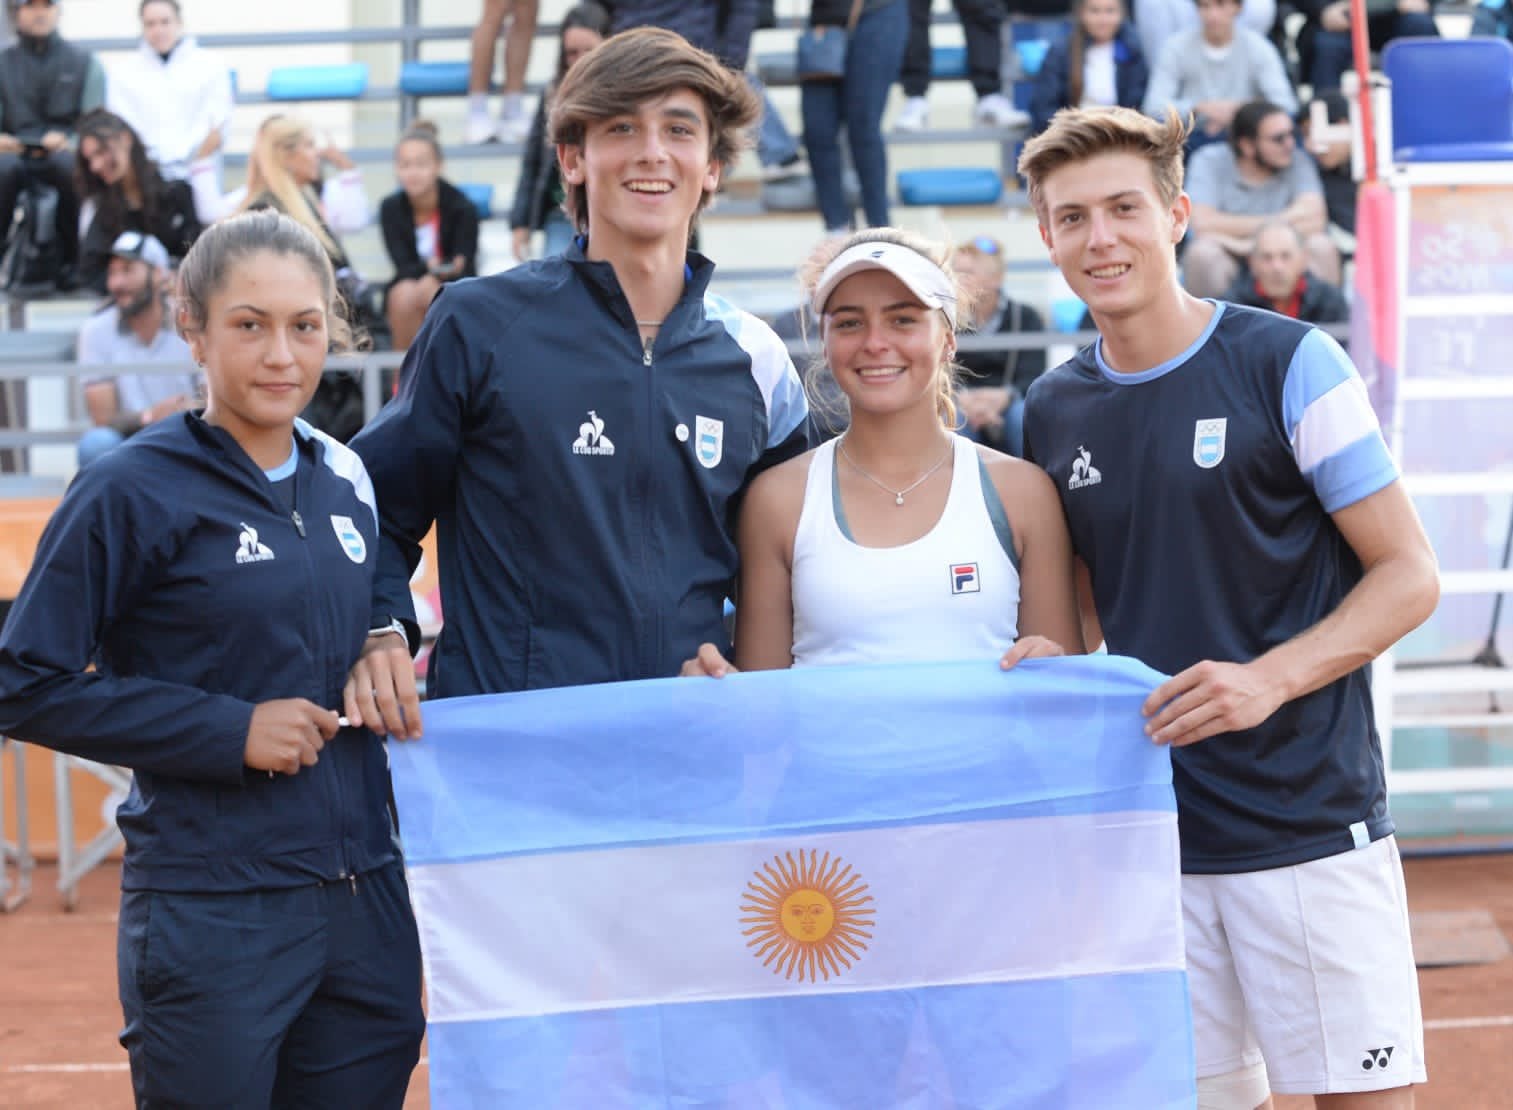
[390,655,1195,1108]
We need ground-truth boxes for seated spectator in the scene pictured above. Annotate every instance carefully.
[0,0,107,290]
[76,231,198,467]
[105,0,232,184]
[1029,0,1148,135]
[75,110,201,293]
[1301,90,1356,235]
[1224,219,1350,324]
[510,2,610,261]
[192,114,369,235]
[1473,0,1513,39]
[1142,0,1296,150]
[895,0,1029,131]
[466,0,539,143]
[381,122,479,351]
[951,236,1047,458]
[1132,0,1276,78]
[1298,0,1438,93]
[1182,99,1339,299]
[236,116,377,438]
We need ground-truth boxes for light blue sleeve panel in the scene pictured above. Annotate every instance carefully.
[705,293,809,449]
[1281,327,1399,514]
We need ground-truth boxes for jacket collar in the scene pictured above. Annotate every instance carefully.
[563,237,716,326]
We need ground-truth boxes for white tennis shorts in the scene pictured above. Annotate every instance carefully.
[1184,835,1426,1096]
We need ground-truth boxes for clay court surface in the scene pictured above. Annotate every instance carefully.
[2,853,1512,1109]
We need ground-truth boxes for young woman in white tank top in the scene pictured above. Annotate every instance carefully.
[683,229,1083,676]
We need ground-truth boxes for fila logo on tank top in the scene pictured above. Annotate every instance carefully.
[790,437,1020,666]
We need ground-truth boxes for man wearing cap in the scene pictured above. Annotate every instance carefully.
[76,231,197,467]
[0,0,105,288]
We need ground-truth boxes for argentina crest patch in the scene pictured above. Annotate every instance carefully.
[1193,418,1227,469]
[695,415,724,469]
[330,514,367,563]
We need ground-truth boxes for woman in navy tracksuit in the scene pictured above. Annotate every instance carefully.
[0,210,424,1109]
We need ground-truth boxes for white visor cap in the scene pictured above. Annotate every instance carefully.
[811,241,958,330]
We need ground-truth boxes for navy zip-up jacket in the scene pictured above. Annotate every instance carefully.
[0,416,398,892]
[352,244,811,698]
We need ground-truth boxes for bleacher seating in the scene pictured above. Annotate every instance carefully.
[897,167,1004,206]
[1383,37,1513,162]
[265,62,371,102]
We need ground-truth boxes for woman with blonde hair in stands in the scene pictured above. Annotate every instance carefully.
[230,115,380,437]
[682,227,1083,678]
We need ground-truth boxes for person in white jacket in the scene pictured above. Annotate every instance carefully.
[105,0,232,184]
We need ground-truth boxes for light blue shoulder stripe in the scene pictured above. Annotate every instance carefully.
[1309,434,1399,514]
[295,417,378,528]
[704,292,809,449]
[1280,327,1356,435]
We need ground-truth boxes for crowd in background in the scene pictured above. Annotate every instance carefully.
[0,0,1486,464]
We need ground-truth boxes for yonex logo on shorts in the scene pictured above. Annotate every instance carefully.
[1362,1046,1394,1071]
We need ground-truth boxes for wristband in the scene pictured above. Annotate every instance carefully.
[368,617,407,641]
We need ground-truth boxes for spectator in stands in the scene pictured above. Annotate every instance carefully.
[510,1,610,261]
[191,114,370,237]
[234,116,369,278]
[0,0,107,290]
[952,236,1047,458]
[1141,0,1295,150]
[1298,0,1438,93]
[1132,0,1276,80]
[1301,89,1356,235]
[1183,99,1339,298]
[1029,0,1148,136]
[381,121,479,351]
[1225,219,1350,323]
[803,0,909,235]
[344,28,809,733]
[466,0,540,143]
[76,231,198,467]
[75,110,201,293]
[1473,0,1513,39]
[895,0,1029,131]
[238,115,378,436]
[105,0,232,185]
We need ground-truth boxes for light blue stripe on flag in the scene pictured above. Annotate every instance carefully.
[390,655,1196,1108]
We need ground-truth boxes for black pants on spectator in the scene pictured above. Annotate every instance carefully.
[900,0,1006,99]
[0,150,79,268]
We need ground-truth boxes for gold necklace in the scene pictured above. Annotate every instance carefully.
[837,436,953,506]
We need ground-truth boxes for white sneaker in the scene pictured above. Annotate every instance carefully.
[464,113,498,145]
[495,102,531,144]
[975,92,1030,129]
[894,96,929,133]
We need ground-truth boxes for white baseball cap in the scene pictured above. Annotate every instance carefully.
[811,241,958,330]
[109,230,171,271]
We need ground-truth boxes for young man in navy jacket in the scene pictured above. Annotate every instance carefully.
[347,28,810,729]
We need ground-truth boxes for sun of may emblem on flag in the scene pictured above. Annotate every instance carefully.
[741,849,875,982]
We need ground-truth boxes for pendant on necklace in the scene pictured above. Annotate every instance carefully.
[894,493,905,506]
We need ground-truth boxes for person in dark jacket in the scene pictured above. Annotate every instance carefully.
[1225,219,1350,324]
[75,109,202,293]
[0,210,425,1108]
[952,236,1048,457]
[345,28,810,734]
[1029,0,1147,135]
[0,0,107,287]
[381,121,480,350]
[509,1,610,261]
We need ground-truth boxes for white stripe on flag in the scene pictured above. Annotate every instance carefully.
[411,810,1182,1023]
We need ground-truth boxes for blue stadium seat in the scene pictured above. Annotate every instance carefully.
[932,45,967,79]
[896,167,1003,206]
[456,183,494,221]
[400,61,472,97]
[265,63,370,102]
[1383,38,1513,162]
